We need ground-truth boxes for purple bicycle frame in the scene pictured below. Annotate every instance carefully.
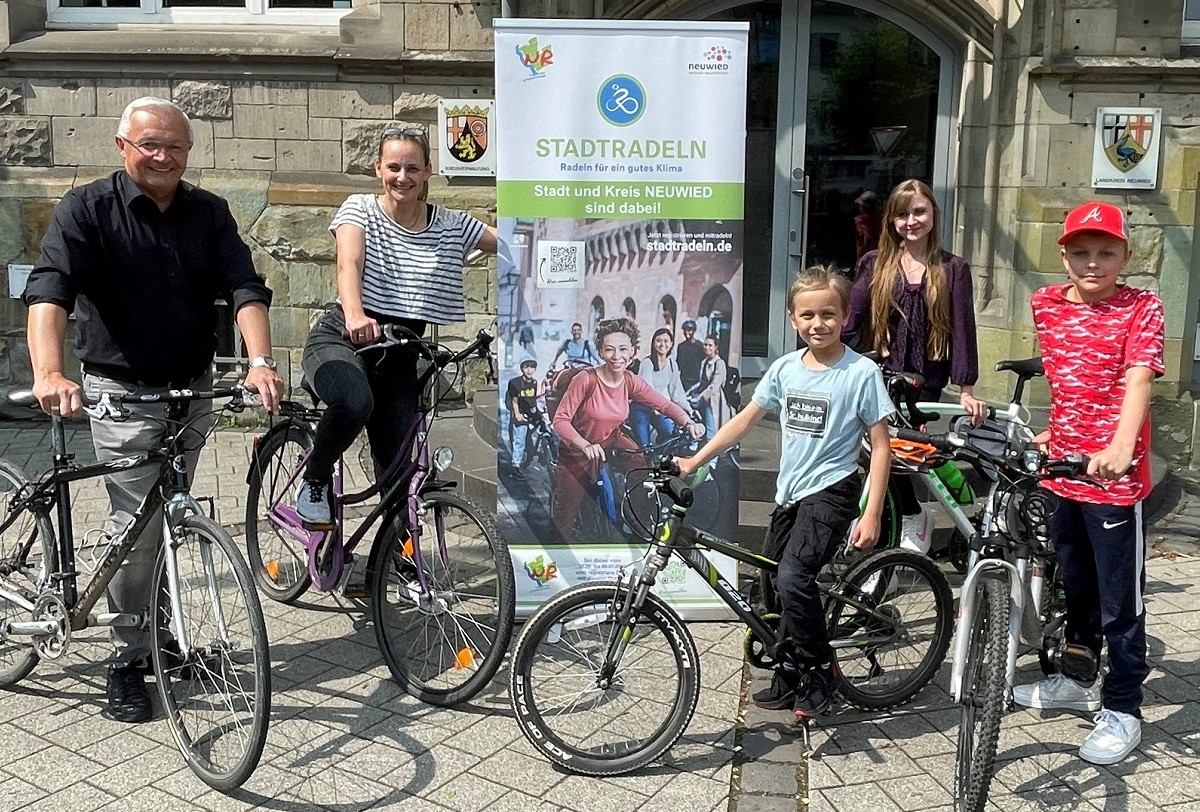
[264,409,438,592]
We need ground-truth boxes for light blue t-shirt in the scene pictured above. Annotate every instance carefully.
[752,347,894,506]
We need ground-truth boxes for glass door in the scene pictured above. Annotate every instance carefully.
[708,0,957,373]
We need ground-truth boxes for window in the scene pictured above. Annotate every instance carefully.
[48,0,350,27]
[1186,0,1200,43]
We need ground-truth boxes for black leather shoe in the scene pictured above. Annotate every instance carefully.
[106,664,153,723]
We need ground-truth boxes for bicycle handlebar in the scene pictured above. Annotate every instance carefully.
[360,324,495,365]
[891,426,1089,478]
[646,458,695,509]
[80,386,257,421]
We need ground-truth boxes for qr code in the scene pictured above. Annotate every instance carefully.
[537,240,585,289]
[549,244,578,271]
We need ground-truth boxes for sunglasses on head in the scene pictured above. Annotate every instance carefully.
[380,126,428,141]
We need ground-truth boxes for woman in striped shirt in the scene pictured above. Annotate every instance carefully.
[295,126,498,525]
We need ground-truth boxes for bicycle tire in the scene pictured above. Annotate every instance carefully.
[954,575,1010,812]
[245,421,314,603]
[152,515,271,791]
[371,491,515,705]
[828,548,953,709]
[509,582,700,776]
[0,458,55,687]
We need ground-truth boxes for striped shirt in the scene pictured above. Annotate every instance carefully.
[330,193,487,324]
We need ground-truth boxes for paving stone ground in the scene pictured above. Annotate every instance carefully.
[1,419,1197,811]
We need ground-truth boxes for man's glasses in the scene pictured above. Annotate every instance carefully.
[380,126,429,143]
[119,136,191,158]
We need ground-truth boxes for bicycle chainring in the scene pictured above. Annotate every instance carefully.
[744,613,781,670]
[32,593,70,660]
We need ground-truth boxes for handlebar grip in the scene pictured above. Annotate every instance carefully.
[893,427,957,453]
[664,476,693,509]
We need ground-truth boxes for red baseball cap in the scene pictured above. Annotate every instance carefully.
[1058,202,1128,245]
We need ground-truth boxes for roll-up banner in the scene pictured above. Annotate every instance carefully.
[494,19,748,618]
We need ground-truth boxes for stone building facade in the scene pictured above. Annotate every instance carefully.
[0,0,1198,439]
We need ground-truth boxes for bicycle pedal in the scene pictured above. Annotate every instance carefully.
[300,519,335,532]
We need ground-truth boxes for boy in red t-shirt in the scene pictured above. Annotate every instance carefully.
[1016,202,1165,765]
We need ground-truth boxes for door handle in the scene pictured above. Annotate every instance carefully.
[788,171,809,259]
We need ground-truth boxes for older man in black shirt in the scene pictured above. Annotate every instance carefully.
[23,97,282,723]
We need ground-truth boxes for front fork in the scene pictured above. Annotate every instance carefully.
[950,552,1040,704]
[599,543,672,683]
[160,491,230,652]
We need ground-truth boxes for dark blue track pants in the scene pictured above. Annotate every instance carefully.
[1050,496,1149,717]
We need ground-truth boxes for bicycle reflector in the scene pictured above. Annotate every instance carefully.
[890,437,937,464]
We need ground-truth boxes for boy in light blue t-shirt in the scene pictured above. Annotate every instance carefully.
[679,265,894,719]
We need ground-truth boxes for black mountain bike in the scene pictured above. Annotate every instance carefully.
[509,459,953,775]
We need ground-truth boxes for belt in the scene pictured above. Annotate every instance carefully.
[81,362,207,389]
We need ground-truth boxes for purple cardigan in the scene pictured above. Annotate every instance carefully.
[841,250,979,392]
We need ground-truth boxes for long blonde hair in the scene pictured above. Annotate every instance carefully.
[867,179,952,361]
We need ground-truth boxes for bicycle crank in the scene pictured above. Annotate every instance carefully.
[32,593,71,659]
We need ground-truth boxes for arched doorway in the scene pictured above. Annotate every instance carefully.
[699,0,958,370]
[589,296,605,338]
[658,294,678,336]
[699,284,735,361]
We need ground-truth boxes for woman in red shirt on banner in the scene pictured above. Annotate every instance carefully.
[550,317,705,542]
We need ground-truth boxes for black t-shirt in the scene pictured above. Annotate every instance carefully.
[677,339,705,389]
[506,375,539,416]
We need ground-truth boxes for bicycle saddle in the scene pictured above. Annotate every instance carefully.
[994,357,1044,377]
[6,389,37,408]
[299,378,322,407]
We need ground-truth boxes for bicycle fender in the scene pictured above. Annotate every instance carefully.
[418,478,459,495]
[950,559,1025,704]
[245,420,316,485]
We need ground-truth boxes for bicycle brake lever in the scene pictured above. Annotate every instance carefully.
[82,393,129,422]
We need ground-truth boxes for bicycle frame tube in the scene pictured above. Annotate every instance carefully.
[66,477,167,632]
[671,528,776,645]
[341,410,433,566]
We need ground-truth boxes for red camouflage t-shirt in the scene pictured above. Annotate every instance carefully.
[1031,284,1165,505]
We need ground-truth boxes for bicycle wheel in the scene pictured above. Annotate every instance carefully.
[955,575,1010,812]
[152,515,270,791]
[371,491,515,705]
[0,459,55,687]
[509,582,700,776]
[828,548,953,709]
[245,422,314,603]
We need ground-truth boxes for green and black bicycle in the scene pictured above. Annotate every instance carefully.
[508,459,954,776]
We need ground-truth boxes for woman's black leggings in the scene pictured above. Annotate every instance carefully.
[300,306,425,483]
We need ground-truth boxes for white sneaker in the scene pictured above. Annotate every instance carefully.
[899,511,932,555]
[1012,673,1102,712]
[296,479,333,527]
[1079,709,1141,765]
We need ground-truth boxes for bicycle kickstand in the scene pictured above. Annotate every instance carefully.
[797,718,812,807]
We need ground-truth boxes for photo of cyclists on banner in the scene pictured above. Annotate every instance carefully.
[497,215,744,552]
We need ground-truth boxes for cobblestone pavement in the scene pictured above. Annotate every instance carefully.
[2,420,1198,812]
[0,422,741,812]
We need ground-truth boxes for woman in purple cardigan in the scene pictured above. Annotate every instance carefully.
[842,178,984,551]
